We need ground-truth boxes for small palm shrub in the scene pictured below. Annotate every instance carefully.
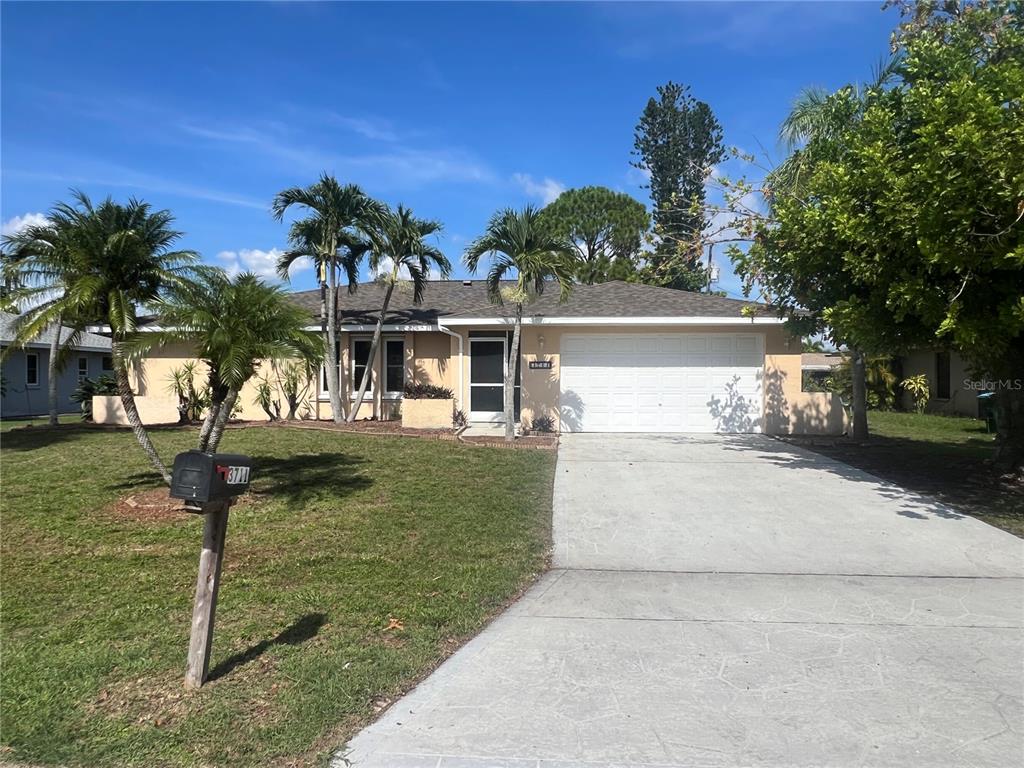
[452,408,468,429]
[253,377,281,421]
[901,374,930,414]
[166,362,208,424]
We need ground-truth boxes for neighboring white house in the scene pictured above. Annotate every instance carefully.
[1,312,113,418]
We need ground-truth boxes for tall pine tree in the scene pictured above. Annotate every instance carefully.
[632,82,724,291]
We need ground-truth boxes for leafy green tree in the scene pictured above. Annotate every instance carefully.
[464,206,575,441]
[2,192,199,481]
[140,270,322,453]
[632,81,725,290]
[273,175,384,423]
[738,0,1024,468]
[349,205,450,420]
[539,186,649,284]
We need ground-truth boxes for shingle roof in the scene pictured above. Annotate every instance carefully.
[0,312,112,351]
[289,280,775,325]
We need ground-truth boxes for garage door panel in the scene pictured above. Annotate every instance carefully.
[559,333,764,434]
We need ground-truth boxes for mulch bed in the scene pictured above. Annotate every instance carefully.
[107,487,191,522]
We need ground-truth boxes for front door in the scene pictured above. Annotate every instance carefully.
[469,338,506,422]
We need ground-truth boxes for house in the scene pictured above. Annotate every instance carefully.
[1,311,113,418]
[897,348,982,417]
[110,280,848,435]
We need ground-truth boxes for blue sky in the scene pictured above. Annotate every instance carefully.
[1,1,897,298]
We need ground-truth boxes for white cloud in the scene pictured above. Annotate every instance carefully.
[371,256,412,281]
[181,119,494,189]
[512,173,566,205]
[2,212,49,237]
[216,248,309,281]
[628,166,652,183]
[328,114,398,142]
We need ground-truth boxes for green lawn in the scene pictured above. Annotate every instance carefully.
[796,410,1022,537]
[0,423,555,767]
[868,410,996,457]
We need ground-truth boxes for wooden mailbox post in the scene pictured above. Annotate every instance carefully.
[169,450,253,689]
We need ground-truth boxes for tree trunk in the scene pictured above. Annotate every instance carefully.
[205,389,238,454]
[325,256,343,423]
[197,372,227,453]
[349,281,394,422]
[317,277,327,422]
[851,350,869,440]
[47,314,63,426]
[115,358,171,485]
[504,304,523,442]
[992,345,1024,478]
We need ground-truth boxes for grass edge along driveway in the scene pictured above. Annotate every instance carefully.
[0,423,555,767]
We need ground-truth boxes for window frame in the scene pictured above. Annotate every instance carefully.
[101,355,114,372]
[78,356,89,383]
[25,351,40,388]
[383,338,405,399]
[350,336,373,399]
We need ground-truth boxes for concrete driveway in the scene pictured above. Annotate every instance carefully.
[336,434,1024,768]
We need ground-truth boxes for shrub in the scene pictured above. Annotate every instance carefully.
[70,374,118,421]
[528,415,556,434]
[403,383,453,400]
[901,374,930,414]
[452,408,468,429]
[167,362,208,424]
[253,377,281,421]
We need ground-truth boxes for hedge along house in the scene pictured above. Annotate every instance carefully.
[1,311,113,418]
[97,280,848,434]
[286,279,847,434]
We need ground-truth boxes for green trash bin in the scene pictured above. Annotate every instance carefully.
[977,391,997,433]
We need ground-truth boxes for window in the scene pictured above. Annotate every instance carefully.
[351,338,372,394]
[385,339,404,395]
[936,351,951,400]
[102,356,114,371]
[78,357,89,383]
[26,352,39,387]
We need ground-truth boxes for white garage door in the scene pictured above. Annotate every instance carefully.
[559,333,764,433]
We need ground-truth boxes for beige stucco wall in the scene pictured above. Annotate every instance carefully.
[103,342,316,425]
[402,398,454,429]
[93,394,181,426]
[123,327,847,434]
[316,330,454,421]
[412,324,847,435]
[900,349,978,417]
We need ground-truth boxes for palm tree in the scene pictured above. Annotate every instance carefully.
[464,206,575,441]
[138,270,322,453]
[2,216,77,426]
[3,192,199,478]
[272,175,384,423]
[349,205,450,421]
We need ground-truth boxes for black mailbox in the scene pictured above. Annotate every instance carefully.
[170,450,253,504]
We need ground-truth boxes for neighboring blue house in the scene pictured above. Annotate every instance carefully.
[1,312,113,418]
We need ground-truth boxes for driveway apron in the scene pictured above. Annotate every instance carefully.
[336,434,1024,768]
